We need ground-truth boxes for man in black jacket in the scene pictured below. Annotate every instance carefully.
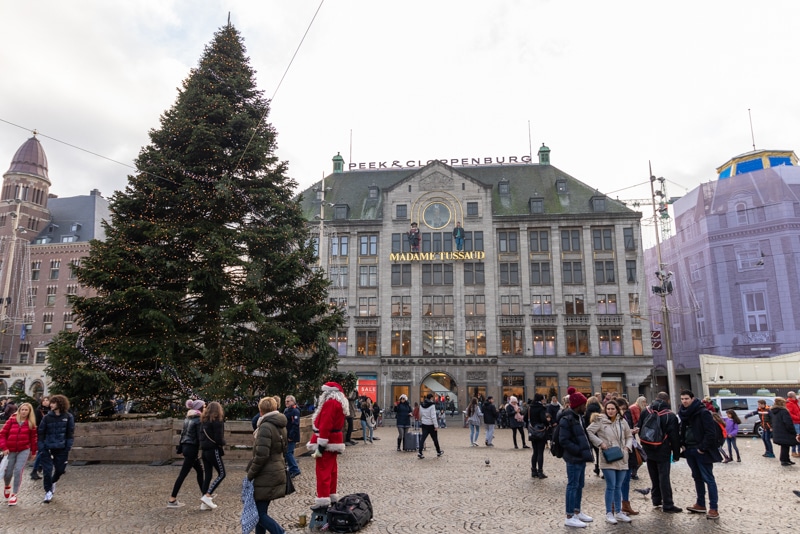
[482,397,498,447]
[558,387,595,528]
[679,389,721,520]
[637,392,682,513]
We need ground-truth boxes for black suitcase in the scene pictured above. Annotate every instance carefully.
[403,429,420,452]
[327,493,373,533]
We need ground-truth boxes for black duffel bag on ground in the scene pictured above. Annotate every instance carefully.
[327,493,373,533]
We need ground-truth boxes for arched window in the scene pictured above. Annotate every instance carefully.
[30,380,44,401]
[735,202,750,226]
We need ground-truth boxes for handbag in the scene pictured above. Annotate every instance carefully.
[603,446,624,463]
[528,423,547,441]
[366,414,376,429]
[285,466,296,495]
[241,477,259,534]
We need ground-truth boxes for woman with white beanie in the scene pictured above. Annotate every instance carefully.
[167,399,205,508]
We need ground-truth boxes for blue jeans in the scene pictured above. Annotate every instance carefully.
[255,499,285,534]
[565,461,586,515]
[485,424,495,444]
[684,448,718,510]
[360,420,373,441]
[794,424,800,453]
[602,468,625,513]
[620,467,632,501]
[285,441,300,476]
[455,237,464,251]
[469,423,480,444]
[32,448,44,473]
[762,428,774,455]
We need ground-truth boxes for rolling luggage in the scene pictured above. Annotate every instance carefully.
[403,428,421,452]
[327,493,373,533]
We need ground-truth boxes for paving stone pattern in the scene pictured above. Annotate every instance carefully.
[0,426,796,533]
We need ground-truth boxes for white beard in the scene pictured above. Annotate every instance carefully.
[311,390,350,427]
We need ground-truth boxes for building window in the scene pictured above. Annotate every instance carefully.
[596,294,618,314]
[629,293,640,315]
[465,330,486,355]
[499,263,519,285]
[464,231,484,251]
[329,297,347,311]
[563,261,583,284]
[330,236,349,257]
[356,330,378,356]
[561,229,581,252]
[531,294,553,315]
[626,260,637,283]
[735,202,751,225]
[556,180,567,193]
[391,264,411,286]
[498,231,518,253]
[358,266,377,287]
[391,233,412,253]
[396,204,407,219]
[422,295,454,316]
[358,297,378,317]
[690,262,701,282]
[464,263,485,285]
[359,235,378,256]
[391,296,411,317]
[18,352,29,365]
[696,305,706,337]
[530,262,551,285]
[501,329,524,355]
[566,329,589,355]
[529,230,549,252]
[467,202,479,217]
[391,330,411,355]
[533,329,556,356]
[465,295,485,316]
[334,205,348,220]
[422,329,454,356]
[368,185,379,199]
[592,228,613,251]
[498,181,510,195]
[329,331,347,356]
[500,295,520,315]
[623,228,635,250]
[422,264,454,285]
[27,288,36,307]
[61,236,77,243]
[31,261,41,281]
[529,198,544,214]
[594,261,615,284]
[46,286,57,307]
[591,197,606,212]
[421,232,453,253]
[329,266,348,288]
[632,329,643,355]
[598,329,622,355]
[565,295,585,315]
[743,291,768,332]
[69,259,80,279]
[35,351,47,365]
[736,249,762,271]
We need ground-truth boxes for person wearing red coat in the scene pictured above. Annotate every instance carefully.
[306,381,348,509]
[0,402,38,505]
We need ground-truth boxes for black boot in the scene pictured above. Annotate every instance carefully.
[397,437,402,451]
[538,471,548,479]
[531,469,538,478]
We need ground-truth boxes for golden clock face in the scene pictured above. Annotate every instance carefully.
[423,202,451,229]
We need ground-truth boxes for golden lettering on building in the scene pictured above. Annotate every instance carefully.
[389,251,486,262]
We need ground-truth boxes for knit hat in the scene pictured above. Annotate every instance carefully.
[186,399,205,411]
[509,396,518,404]
[322,382,344,394]
[568,387,587,410]
[399,394,408,401]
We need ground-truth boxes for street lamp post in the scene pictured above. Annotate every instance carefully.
[649,168,678,405]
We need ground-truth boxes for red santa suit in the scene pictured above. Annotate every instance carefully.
[306,381,348,507]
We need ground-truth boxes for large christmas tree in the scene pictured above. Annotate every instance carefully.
[49,24,342,414]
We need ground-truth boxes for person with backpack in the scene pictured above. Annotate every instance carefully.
[558,387,595,528]
[528,394,549,479]
[679,390,722,520]
[637,392,682,513]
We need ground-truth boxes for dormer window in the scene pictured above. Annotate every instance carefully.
[498,181,510,195]
[62,236,77,243]
[556,180,567,193]
[71,222,82,232]
[529,198,544,214]
[591,196,606,212]
[368,185,379,199]
[334,205,349,220]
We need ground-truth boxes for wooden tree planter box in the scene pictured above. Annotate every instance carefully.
[70,415,314,464]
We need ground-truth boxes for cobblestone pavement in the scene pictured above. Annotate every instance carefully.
[0,425,797,533]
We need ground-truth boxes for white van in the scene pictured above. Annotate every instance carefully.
[710,396,775,436]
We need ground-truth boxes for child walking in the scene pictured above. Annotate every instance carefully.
[724,410,741,463]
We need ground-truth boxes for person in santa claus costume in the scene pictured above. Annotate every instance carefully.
[306,381,349,510]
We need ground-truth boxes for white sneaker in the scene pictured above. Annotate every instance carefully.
[614,512,632,523]
[200,502,211,510]
[606,512,618,524]
[200,495,217,509]
[576,512,593,523]
[44,491,53,503]
[565,516,587,528]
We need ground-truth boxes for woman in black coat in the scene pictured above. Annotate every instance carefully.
[528,395,549,479]
[770,397,799,466]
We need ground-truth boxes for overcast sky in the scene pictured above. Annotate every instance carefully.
[2,1,799,225]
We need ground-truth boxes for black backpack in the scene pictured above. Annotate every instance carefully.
[639,408,667,447]
[327,493,373,533]
[550,421,564,458]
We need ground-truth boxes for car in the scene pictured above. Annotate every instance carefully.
[710,396,775,437]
